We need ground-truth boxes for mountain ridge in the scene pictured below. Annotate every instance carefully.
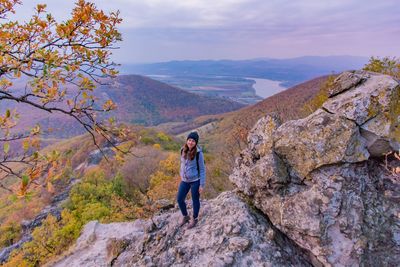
[0,74,245,140]
[98,74,244,126]
[123,55,368,87]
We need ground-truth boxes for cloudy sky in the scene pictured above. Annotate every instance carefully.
[10,0,400,63]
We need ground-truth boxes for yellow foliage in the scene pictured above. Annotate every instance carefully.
[153,143,161,150]
[2,251,30,267]
[0,221,22,248]
[147,153,180,202]
[4,168,140,266]
[159,154,179,175]
[156,132,172,142]
[147,171,179,201]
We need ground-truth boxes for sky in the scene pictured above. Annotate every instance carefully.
[9,0,400,63]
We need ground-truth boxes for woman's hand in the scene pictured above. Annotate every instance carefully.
[199,187,204,194]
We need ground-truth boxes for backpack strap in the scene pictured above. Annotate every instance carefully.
[196,151,200,177]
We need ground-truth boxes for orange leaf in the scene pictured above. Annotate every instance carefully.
[47,182,55,193]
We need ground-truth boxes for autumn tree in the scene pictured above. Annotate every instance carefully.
[0,0,124,194]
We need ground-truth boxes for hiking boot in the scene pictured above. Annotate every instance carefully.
[187,218,198,229]
[179,215,190,227]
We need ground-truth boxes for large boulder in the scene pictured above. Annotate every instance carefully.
[230,114,289,196]
[323,70,400,155]
[51,192,313,267]
[230,71,400,266]
[251,161,400,266]
[273,109,369,178]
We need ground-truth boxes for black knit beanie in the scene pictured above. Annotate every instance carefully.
[187,131,199,144]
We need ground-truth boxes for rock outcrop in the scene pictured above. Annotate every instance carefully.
[75,147,115,172]
[323,71,400,154]
[230,71,400,266]
[51,192,313,267]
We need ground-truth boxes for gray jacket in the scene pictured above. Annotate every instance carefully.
[180,146,206,187]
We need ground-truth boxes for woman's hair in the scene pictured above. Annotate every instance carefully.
[182,143,197,160]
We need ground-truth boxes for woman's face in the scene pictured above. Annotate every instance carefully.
[186,138,196,149]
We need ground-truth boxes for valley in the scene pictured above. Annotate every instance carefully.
[123,56,367,105]
[146,74,288,104]
[146,74,263,104]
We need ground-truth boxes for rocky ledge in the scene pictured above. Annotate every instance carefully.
[50,192,313,267]
[230,70,400,266]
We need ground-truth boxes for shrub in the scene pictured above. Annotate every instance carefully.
[0,222,22,248]
[147,154,180,202]
[156,132,172,142]
[153,143,161,150]
[301,75,335,116]
[141,136,155,145]
[363,56,400,79]
[4,169,141,266]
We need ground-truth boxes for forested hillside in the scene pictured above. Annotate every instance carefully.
[97,75,245,125]
[0,75,244,142]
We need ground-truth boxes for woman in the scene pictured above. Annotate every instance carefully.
[177,131,206,229]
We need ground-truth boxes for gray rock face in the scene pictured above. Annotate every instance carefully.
[87,147,115,166]
[328,71,367,96]
[324,71,397,125]
[273,109,369,178]
[230,114,288,196]
[323,70,400,155]
[51,220,147,267]
[51,192,313,267]
[252,161,400,266]
[230,71,400,266]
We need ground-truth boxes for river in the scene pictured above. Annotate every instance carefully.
[246,77,287,98]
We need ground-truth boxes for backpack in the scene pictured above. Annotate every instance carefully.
[181,147,202,177]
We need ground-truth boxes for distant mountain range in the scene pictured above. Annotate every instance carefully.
[123,55,368,87]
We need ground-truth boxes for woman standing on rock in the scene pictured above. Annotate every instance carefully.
[177,131,206,229]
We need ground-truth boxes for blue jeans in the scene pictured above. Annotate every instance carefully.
[177,180,200,219]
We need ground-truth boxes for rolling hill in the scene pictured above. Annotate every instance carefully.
[0,75,245,140]
[97,75,244,125]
